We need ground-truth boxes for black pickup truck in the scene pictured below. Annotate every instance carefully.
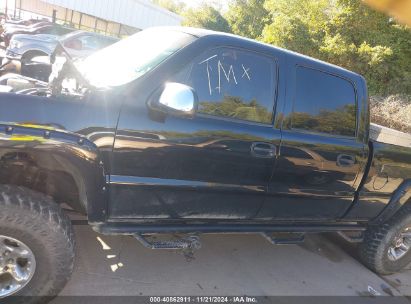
[0,27,410,302]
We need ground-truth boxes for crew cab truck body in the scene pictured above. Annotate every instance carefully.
[0,27,410,301]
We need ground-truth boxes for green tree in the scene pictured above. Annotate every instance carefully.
[152,0,186,14]
[182,4,231,33]
[225,0,269,39]
[319,0,410,95]
[154,0,411,97]
[262,0,336,58]
[261,0,411,96]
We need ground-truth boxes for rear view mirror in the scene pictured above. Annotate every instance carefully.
[157,83,198,118]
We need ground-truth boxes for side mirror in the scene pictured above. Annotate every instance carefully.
[157,83,198,118]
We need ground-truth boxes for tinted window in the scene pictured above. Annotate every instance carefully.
[38,26,70,36]
[50,27,72,35]
[291,67,356,136]
[66,36,115,51]
[99,37,117,48]
[78,36,99,50]
[182,48,276,124]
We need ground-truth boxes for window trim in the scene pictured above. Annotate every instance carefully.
[291,64,359,139]
[182,46,280,127]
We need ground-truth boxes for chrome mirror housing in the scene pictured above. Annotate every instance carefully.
[158,83,198,117]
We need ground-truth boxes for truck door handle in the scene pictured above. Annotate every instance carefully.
[337,154,356,167]
[251,142,276,158]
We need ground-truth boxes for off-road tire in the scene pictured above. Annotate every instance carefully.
[360,205,411,275]
[0,185,75,304]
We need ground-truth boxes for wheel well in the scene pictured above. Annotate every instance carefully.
[21,50,48,62]
[373,180,411,224]
[0,151,85,214]
[398,196,411,214]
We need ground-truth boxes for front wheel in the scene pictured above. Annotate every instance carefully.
[0,185,75,303]
[360,205,411,274]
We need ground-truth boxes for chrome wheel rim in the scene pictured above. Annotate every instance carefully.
[0,235,36,297]
[388,227,411,261]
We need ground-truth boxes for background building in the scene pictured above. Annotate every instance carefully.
[1,0,182,37]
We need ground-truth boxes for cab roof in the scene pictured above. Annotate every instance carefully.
[152,26,363,81]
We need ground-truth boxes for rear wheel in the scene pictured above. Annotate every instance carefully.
[0,185,75,303]
[360,205,411,274]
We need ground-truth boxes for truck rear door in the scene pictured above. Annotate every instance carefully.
[258,64,369,220]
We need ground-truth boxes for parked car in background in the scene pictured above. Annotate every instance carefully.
[7,30,118,63]
[0,20,51,37]
[0,18,47,36]
[1,18,47,27]
[5,30,119,81]
[6,33,56,63]
[1,23,73,47]
[58,30,119,58]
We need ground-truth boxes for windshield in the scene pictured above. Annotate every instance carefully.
[76,29,195,88]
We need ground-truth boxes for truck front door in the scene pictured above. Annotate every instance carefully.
[109,46,282,221]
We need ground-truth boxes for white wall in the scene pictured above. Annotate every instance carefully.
[1,0,17,15]
[42,0,182,29]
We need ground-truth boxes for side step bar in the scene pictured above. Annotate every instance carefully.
[95,223,367,249]
[337,231,364,243]
[261,232,305,245]
[134,234,201,250]
[133,233,306,250]
[131,230,363,250]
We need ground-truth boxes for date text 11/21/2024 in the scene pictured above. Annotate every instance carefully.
[149,297,258,303]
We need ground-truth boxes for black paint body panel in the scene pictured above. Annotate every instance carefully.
[347,141,411,220]
[0,27,409,230]
[0,91,122,222]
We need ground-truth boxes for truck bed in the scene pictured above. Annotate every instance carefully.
[370,123,411,148]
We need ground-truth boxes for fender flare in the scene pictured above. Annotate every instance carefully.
[371,179,411,224]
[0,123,107,223]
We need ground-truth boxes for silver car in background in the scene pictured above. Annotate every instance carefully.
[4,30,118,81]
[6,30,119,63]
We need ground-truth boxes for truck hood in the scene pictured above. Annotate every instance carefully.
[0,92,121,137]
[13,33,58,43]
